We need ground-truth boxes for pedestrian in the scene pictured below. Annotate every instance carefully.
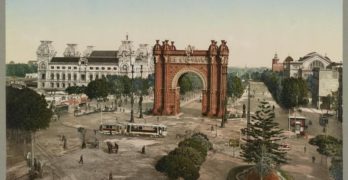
[211,125,214,131]
[304,145,306,153]
[142,146,146,154]
[312,156,315,163]
[63,138,67,149]
[79,155,84,164]
[109,172,113,180]
[114,143,119,154]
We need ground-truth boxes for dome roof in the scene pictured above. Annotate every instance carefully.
[117,40,135,57]
[36,40,56,57]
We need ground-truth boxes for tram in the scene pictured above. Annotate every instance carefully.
[99,122,167,137]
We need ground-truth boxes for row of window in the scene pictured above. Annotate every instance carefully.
[89,67,118,71]
[50,66,119,71]
[43,82,77,88]
[51,66,78,70]
[42,73,109,81]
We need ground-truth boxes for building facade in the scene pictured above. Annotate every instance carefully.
[37,37,154,91]
[271,52,333,79]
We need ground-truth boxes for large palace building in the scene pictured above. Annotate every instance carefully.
[37,36,154,91]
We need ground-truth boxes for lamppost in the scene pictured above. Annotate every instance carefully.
[139,65,144,119]
[247,75,251,140]
[130,64,134,123]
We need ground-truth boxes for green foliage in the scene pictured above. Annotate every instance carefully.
[309,135,342,157]
[330,156,343,180]
[178,73,203,94]
[6,86,52,132]
[85,78,110,99]
[227,74,244,98]
[165,155,200,180]
[281,77,308,108]
[261,70,282,102]
[241,101,287,165]
[168,147,205,167]
[155,133,211,180]
[65,85,86,95]
[178,137,209,157]
[179,75,193,94]
[6,63,37,77]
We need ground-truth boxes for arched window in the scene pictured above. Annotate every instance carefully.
[56,73,60,80]
[68,74,71,80]
[51,73,54,80]
[309,60,325,70]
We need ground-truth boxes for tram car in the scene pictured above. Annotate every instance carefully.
[99,121,167,137]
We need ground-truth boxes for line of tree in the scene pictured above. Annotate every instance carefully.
[6,63,38,77]
[260,70,309,109]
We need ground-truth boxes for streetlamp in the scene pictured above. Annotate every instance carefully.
[247,74,251,140]
[130,64,134,123]
[139,65,144,119]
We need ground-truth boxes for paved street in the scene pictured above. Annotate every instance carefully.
[6,82,342,180]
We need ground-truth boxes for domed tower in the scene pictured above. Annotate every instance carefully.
[118,35,135,76]
[271,53,279,72]
[63,44,81,57]
[36,40,56,89]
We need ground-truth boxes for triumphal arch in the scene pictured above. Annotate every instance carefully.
[152,40,229,117]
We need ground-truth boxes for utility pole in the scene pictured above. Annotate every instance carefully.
[130,64,134,123]
[247,78,251,140]
[139,65,144,118]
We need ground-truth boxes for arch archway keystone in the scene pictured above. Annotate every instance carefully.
[152,40,229,117]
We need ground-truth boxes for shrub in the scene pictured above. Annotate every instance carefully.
[178,138,208,157]
[191,135,213,150]
[155,155,168,172]
[165,155,200,180]
[169,147,205,167]
[191,132,210,141]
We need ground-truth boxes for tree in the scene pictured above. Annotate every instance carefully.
[241,100,287,165]
[6,63,38,77]
[85,78,110,100]
[6,86,52,132]
[227,74,244,99]
[178,75,193,94]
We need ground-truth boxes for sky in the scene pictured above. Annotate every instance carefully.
[6,0,342,67]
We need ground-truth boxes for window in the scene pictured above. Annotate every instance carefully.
[81,61,85,65]
[107,67,111,70]
[96,67,99,70]
[63,74,66,80]
[57,66,60,70]
[90,75,93,81]
[90,67,93,70]
[62,83,65,88]
[62,66,66,69]
[102,67,105,70]
[51,83,54,88]
[51,73,54,80]
[68,66,71,69]
[56,83,60,88]
[96,75,99,79]
[68,74,71,80]
[81,74,86,81]
[73,74,77,80]
[51,66,54,70]
[74,67,77,70]
[41,74,46,80]
[56,73,60,80]
[42,83,45,88]
[114,67,117,70]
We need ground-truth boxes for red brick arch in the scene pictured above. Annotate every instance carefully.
[152,40,229,117]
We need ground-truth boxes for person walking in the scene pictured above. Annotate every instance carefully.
[79,155,84,164]
[109,172,113,180]
[312,156,316,163]
[304,145,307,153]
[142,146,146,154]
